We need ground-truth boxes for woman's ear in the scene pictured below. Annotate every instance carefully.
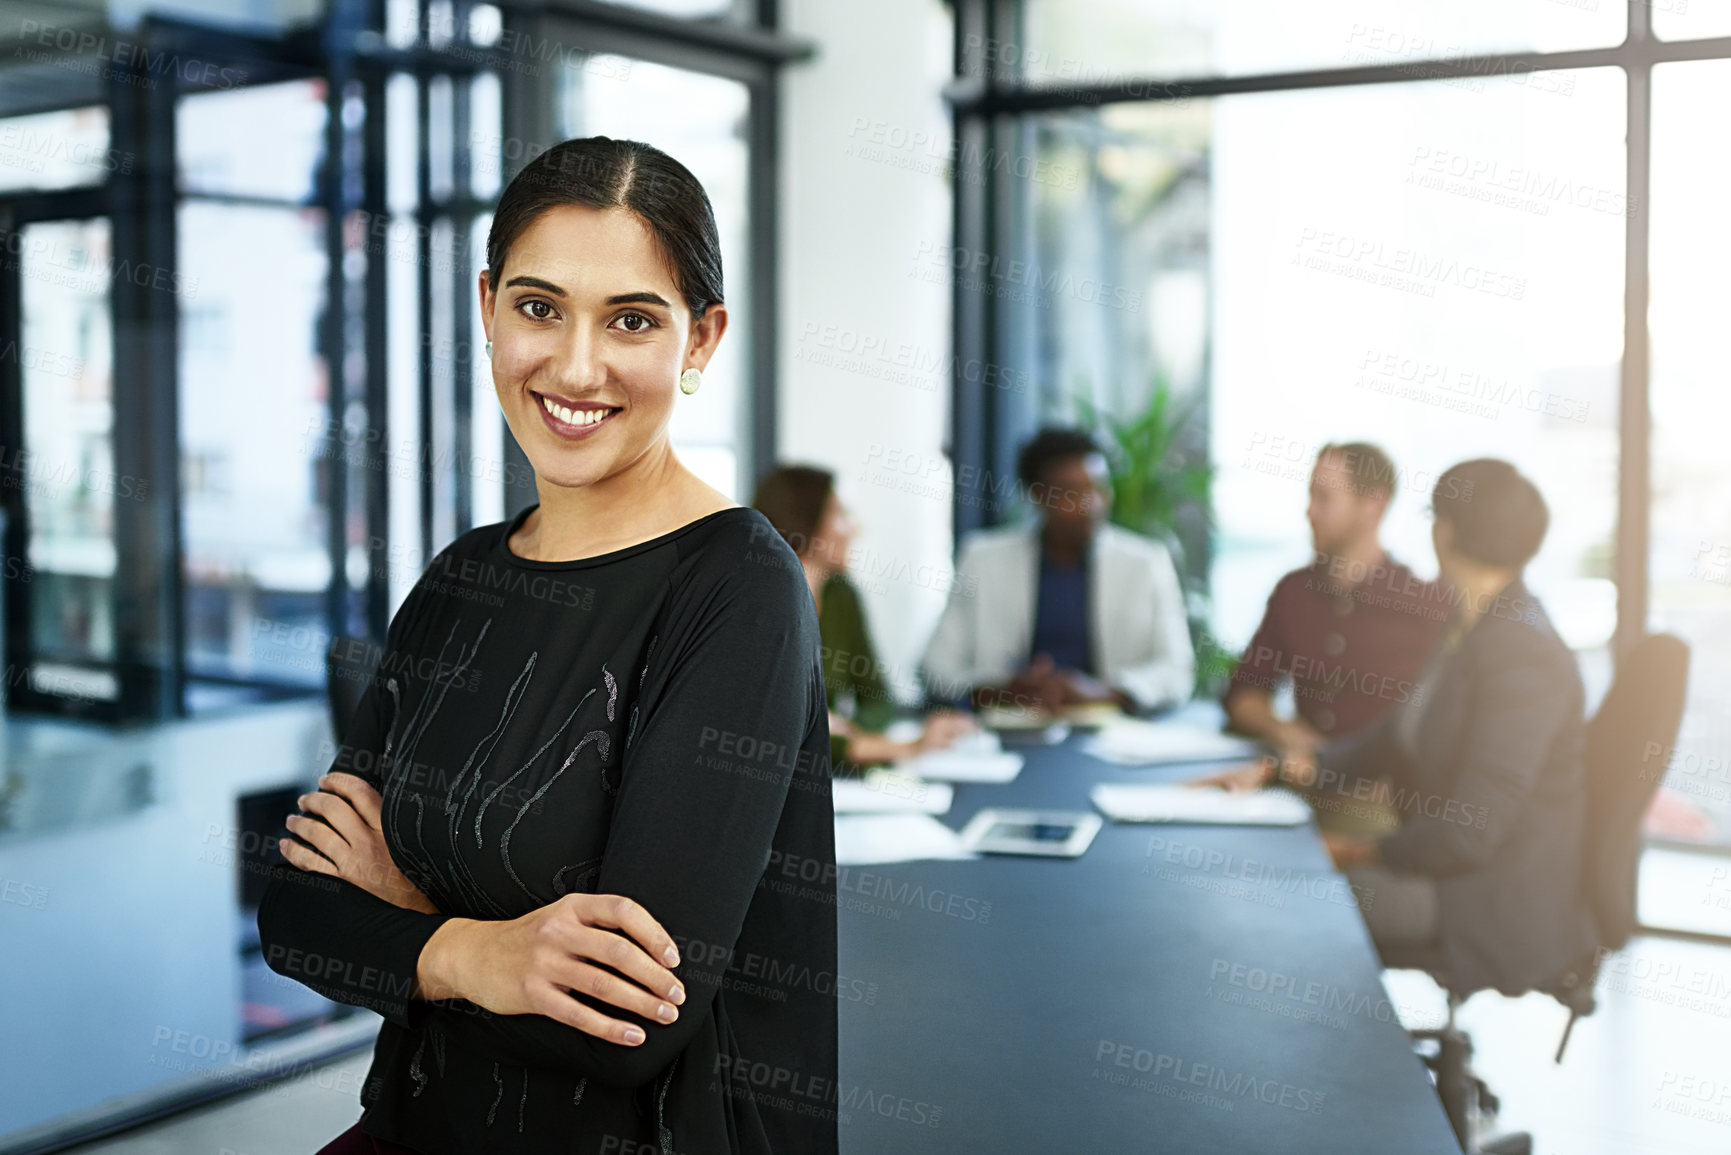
[476,269,495,343]
[685,302,730,372]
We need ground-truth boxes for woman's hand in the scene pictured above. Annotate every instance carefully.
[417,894,687,1047]
[1188,755,1276,792]
[1322,832,1381,870]
[1273,720,1326,757]
[281,772,440,915]
[1274,748,1319,788]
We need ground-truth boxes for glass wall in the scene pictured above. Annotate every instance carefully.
[18,216,118,700]
[1017,0,1625,84]
[960,0,1731,939]
[1209,72,1622,657]
[0,107,114,193]
[1653,0,1731,41]
[1023,71,1624,669]
[1641,59,1731,931]
[177,81,333,704]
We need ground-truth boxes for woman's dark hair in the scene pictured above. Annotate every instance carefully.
[485,137,723,320]
[752,465,835,556]
[1431,458,1549,569]
[1016,427,1104,489]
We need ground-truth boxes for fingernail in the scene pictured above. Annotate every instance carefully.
[656,1004,677,1023]
[663,947,680,967]
[624,1027,645,1045]
[669,985,685,1005]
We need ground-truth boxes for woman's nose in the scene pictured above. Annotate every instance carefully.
[549,329,608,391]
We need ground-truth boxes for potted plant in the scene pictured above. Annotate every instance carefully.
[1073,375,1225,697]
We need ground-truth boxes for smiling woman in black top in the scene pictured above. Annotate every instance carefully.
[256,137,838,1155]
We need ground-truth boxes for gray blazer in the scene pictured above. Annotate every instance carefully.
[1319,579,1599,996]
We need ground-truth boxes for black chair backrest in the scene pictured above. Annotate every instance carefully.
[326,634,382,749]
[1581,633,1690,952]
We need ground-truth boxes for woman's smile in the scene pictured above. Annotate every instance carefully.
[532,390,623,440]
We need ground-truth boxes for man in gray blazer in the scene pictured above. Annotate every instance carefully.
[920,428,1195,716]
[1229,459,1598,995]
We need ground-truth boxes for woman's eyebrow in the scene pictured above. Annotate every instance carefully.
[606,291,672,308]
[504,274,566,296]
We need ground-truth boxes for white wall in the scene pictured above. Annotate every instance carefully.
[778,0,956,702]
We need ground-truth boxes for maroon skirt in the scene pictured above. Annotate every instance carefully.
[314,1120,424,1155]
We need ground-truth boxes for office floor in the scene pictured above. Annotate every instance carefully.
[48,934,1731,1155]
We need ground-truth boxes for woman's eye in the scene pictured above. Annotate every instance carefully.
[615,312,654,333]
[520,300,556,321]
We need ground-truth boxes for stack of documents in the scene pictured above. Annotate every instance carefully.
[833,813,979,865]
[833,772,954,815]
[1090,783,1312,826]
[1084,720,1260,766]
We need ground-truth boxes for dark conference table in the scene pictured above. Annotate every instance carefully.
[833,724,1462,1155]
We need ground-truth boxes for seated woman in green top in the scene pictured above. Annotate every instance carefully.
[753,465,974,774]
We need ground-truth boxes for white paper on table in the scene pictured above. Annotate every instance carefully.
[1091,783,1311,826]
[879,721,1002,753]
[1090,783,1312,826]
[881,719,924,744]
[896,749,1025,784]
[946,729,1003,755]
[1084,720,1260,766]
[833,813,979,865]
[832,773,954,815]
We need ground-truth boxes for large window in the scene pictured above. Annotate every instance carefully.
[1643,59,1731,906]
[17,216,118,701]
[178,81,332,703]
[1018,0,1626,82]
[952,0,1731,939]
[0,107,113,193]
[1020,72,1624,671]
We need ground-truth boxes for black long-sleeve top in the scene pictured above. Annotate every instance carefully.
[257,505,839,1155]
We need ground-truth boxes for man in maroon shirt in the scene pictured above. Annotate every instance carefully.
[1224,442,1451,751]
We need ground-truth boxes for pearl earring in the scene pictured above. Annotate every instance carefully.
[485,340,493,361]
[679,368,702,395]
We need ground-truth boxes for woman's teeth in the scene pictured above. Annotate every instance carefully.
[540,394,615,426]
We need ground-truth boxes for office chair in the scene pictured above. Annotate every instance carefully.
[325,633,383,749]
[1381,633,1691,1155]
